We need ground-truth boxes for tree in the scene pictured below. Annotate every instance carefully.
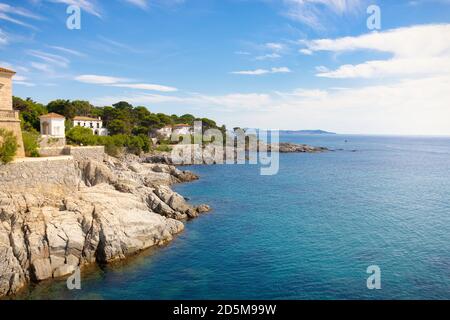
[134,106,152,124]
[156,113,173,126]
[198,117,217,131]
[22,130,40,157]
[107,119,130,135]
[14,97,47,131]
[47,99,76,119]
[0,129,18,164]
[178,114,196,124]
[142,114,162,129]
[113,101,133,111]
[66,126,97,146]
[71,100,93,116]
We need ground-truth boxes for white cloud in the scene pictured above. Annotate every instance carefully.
[47,0,102,17]
[299,48,313,55]
[265,42,284,51]
[0,3,42,20]
[110,83,178,92]
[28,50,70,68]
[235,51,251,55]
[75,74,178,92]
[49,46,86,57]
[302,24,450,79]
[231,67,291,75]
[92,74,450,134]
[75,74,128,84]
[31,62,53,73]
[255,53,281,60]
[0,28,7,45]
[124,0,148,9]
[0,3,42,29]
[283,0,364,29]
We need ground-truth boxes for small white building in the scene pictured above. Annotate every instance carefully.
[73,116,109,136]
[40,113,66,138]
[151,124,192,140]
[173,124,192,136]
[154,125,173,139]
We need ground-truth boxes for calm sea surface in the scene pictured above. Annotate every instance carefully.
[14,135,450,299]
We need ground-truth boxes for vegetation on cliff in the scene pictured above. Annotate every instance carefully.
[13,97,224,155]
[0,128,18,164]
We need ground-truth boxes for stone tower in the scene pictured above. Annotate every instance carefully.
[0,67,25,158]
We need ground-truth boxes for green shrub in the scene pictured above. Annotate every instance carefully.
[66,126,97,146]
[0,128,18,164]
[155,144,172,152]
[22,131,40,157]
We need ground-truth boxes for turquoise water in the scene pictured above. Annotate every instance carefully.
[15,135,450,299]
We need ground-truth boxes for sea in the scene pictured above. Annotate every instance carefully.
[13,134,450,300]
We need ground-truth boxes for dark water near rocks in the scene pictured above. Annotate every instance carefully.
[14,135,450,299]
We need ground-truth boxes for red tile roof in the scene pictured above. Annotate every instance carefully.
[40,112,65,119]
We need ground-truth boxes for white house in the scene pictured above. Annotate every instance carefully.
[153,125,173,139]
[173,124,192,136]
[73,116,109,136]
[151,124,192,140]
[40,113,66,138]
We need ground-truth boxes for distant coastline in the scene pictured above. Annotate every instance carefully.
[280,130,336,135]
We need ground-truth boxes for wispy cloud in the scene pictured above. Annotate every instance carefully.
[95,35,142,54]
[265,42,284,51]
[235,51,251,55]
[14,75,36,87]
[0,3,43,20]
[282,0,364,29]
[48,46,86,57]
[28,50,70,68]
[301,24,450,78]
[255,53,281,60]
[92,74,450,134]
[75,74,129,84]
[0,3,43,28]
[0,28,8,46]
[30,62,54,73]
[46,0,102,17]
[123,0,148,9]
[231,67,292,75]
[75,74,178,92]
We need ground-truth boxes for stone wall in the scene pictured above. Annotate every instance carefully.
[0,72,25,157]
[39,136,66,148]
[67,146,105,162]
[0,73,13,111]
[36,145,105,160]
[38,146,69,158]
[0,156,80,194]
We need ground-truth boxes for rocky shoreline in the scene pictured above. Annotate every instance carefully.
[0,154,210,298]
[0,141,325,298]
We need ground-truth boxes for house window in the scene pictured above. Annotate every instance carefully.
[77,122,81,126]
[97,123,100,128]
[90,122,94,128]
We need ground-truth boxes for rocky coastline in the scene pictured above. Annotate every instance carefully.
[0,153,210,298]
[0,141,324,298]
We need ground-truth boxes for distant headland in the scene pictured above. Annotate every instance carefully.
[280,130,336,135]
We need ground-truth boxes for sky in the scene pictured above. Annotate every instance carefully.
[1,0,450,135]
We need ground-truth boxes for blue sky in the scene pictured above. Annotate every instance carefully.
[1,0,450,134]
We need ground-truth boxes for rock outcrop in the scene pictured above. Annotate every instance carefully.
[0,154,210,297]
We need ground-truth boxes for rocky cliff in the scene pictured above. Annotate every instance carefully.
[0,155,210,297]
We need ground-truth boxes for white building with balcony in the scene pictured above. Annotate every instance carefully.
[73,116,109,136]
